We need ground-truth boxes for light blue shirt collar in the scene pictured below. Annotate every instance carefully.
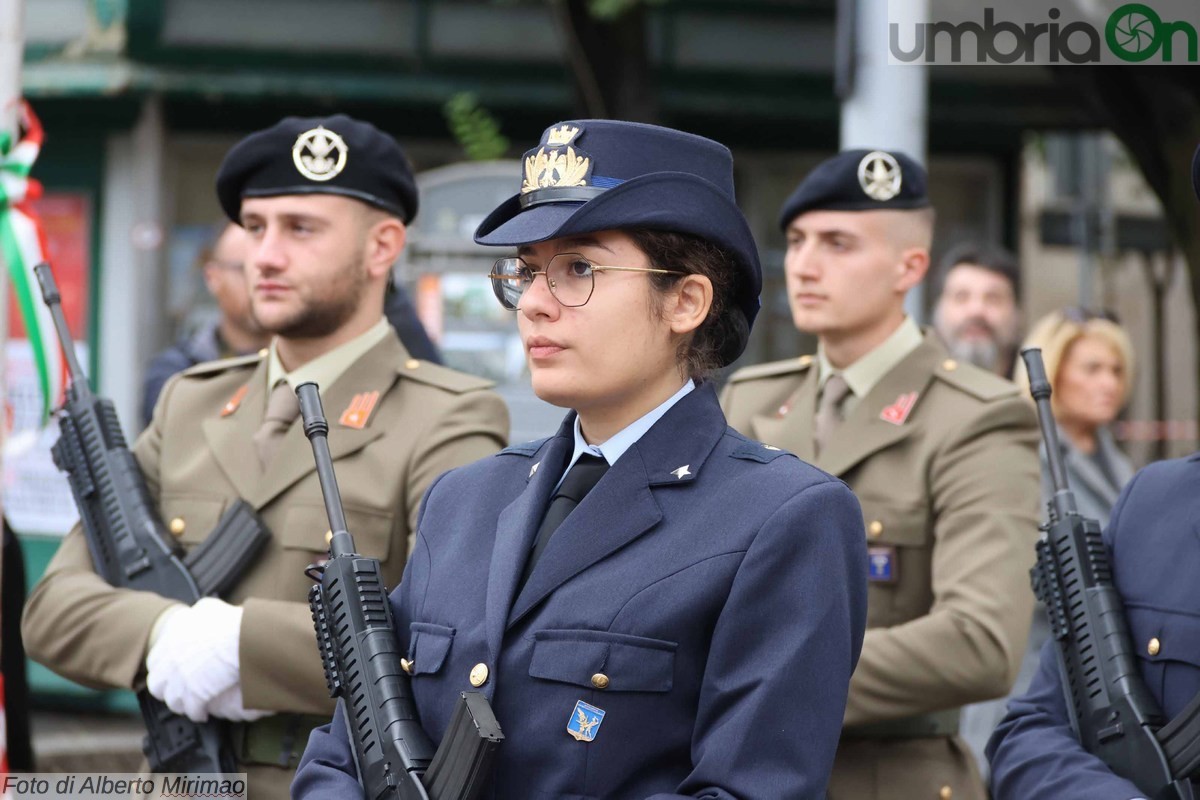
[560,380,696,485]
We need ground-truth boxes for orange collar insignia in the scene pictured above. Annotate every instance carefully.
[221,385,249,417]
[339,391,380,429]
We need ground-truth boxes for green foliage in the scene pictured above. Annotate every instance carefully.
[443,93,510,162]
[586,0,641,19]
[584,0,667,21]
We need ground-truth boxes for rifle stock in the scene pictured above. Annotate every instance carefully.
[298,382,501,800]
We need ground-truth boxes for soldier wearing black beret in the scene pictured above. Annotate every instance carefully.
[22,114,509,798]
[722,148,1040,800]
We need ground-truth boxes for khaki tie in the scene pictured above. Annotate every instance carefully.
[813,373,851,456]
[253,381,300,468]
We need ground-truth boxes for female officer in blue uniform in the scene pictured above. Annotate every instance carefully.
[294,119,869,799]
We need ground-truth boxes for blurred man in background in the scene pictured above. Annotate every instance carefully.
[141,223,268,425]
[933,243,1023,379]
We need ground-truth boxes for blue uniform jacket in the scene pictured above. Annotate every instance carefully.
[988,453,1200,799]
[294,383,869,799]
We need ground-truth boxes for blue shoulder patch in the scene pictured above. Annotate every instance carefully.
[725,430,794,464]
[498,438,549,457]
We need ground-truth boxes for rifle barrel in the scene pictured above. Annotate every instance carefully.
[33,263,87,386]
[296,382,354,557]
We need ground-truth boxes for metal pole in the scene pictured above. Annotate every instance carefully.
[840,0,929,321]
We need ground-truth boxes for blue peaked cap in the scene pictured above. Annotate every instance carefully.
[474,119,761,366]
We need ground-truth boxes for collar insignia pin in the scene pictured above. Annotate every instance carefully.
[880,391,918,426]
[339,391,380,429]
[221,385,249,417]
[671,465,691,480]
[529,462,540,478]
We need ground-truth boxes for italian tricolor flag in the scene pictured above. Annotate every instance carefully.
[0,102,64,423]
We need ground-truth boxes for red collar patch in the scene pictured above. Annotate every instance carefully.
[880,392,918,426]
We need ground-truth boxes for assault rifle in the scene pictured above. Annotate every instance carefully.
[1025,347,1198,799]
[298,382,502,800]
[35,263,269,773]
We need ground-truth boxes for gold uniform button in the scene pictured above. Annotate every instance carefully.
[867,520,884,538]
[405,358,420,370]
[324,530,333,546]
[168,517,186,537]
[469,663,489,687]
[798,354,813,367]
[1148,637,1161,656]
[939,787,952,800]
[400,658,414,675]
[942,358,958,371]
[257,348,268,358]
[591,673,610,690]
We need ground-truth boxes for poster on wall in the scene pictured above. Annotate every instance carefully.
[3,193,90,537]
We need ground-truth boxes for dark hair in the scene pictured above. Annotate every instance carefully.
[627,228,747,381]
[936,242,1021,300]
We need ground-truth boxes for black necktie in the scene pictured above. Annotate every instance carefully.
[519,454,610,590]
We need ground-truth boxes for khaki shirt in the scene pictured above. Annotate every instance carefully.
[22,329,508,721]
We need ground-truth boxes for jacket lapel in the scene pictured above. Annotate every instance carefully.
[484,432,571,659]
[203,360,269,496]
[247,333,403,509]
[751,368,818,462]
[816,337,939,477]
[507,384,725,627]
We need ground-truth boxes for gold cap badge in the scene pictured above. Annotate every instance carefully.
[521,124,591,195]
[857,151,902,201]
[293,126,348,182]
[522,145,590,195]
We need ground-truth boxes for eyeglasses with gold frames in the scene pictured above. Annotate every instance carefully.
[488,253,684,310]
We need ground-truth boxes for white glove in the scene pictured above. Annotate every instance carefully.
[146,597,244,723]
[206,683,272,722]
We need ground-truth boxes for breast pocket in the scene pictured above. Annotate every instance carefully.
[858,497,931,627]
[407,622,456,677]
[159,494,227,550]
[529,629,676,693]
[277,503,395,601]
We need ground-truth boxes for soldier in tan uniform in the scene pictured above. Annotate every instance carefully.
[22,114,508,797]
[720,149,1040,800]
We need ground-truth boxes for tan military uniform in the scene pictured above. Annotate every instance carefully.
[22,329,508,797]
[721,328,1040,800]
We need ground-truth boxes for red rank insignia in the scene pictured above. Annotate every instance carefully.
[221,385,249,417]
[339,391,380,429]
[880,391,918,426]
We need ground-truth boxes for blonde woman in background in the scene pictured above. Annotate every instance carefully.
[1016,307,1136,524]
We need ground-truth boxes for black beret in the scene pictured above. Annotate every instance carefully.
[475,119,761,367]
[216,114,418,224]
[778,148,929,230]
